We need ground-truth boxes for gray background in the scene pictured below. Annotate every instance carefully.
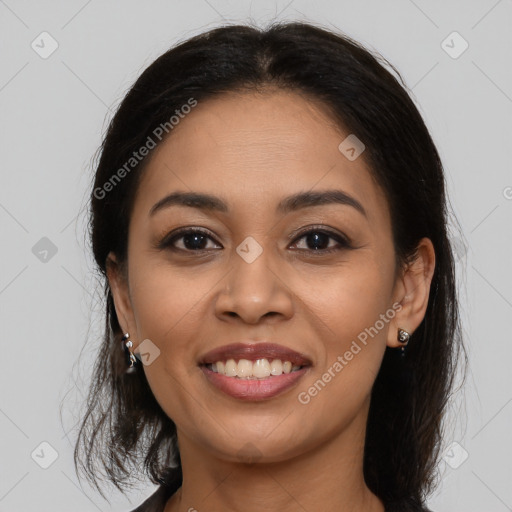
[1,0,511,510]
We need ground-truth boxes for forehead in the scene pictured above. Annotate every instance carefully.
[132,89,389,224]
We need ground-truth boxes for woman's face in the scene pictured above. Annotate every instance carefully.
[109,89,409,463]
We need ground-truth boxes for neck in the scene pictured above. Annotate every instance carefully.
[164,401,385,512]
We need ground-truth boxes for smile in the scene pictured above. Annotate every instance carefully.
[205,358,303,379]
[198,342,312,400]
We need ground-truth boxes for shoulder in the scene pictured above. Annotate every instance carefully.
[129,485,174,512]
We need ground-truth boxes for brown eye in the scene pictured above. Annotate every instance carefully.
[158,228,221,252]
[290,227,352,253]
[157,226,352,255]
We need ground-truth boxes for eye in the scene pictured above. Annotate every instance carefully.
[289,226,352,254]
[157,226,352,254]
[158,228,222,252]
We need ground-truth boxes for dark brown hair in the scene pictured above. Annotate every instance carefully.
[74,21,467,508]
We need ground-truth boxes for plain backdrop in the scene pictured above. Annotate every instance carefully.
[1,1,511,510]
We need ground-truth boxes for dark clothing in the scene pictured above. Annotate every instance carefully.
[130,483,434,512]
[130,484,170,512]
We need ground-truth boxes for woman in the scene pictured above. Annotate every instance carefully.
[75,21,466,512]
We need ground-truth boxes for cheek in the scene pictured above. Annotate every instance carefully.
[293,280,389,437]
[293,260,391,403]
[128,261,209,422]
[128,256,214,340]
[294,258,393,346]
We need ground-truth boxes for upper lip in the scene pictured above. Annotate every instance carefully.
[199,342,312,367]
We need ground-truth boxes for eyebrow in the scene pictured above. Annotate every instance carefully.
[149,189,367,218]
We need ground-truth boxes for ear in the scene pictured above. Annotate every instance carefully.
[387,237,436,348]
[106,251,138,346]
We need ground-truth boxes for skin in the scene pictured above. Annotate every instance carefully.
[107,88,436,512]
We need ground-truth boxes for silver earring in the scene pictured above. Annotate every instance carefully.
[122,332,137,370]
[397,328,410,357]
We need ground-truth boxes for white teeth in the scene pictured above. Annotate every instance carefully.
[207,358,303,378]
[270,359,282,375]
[236,359,252,377]
[252,359,271,378]
[224,359,237,377]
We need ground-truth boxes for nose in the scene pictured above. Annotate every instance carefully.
[215,248,294,325]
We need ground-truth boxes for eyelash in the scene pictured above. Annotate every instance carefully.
[157,225,353,255]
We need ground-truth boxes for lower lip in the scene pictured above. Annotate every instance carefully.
[200,365,309,401]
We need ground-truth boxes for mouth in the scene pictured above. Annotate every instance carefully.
[202,358,305,378]
[198,342,312,401]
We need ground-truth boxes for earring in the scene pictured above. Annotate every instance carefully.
[397,328,410,357]
[122,332,137,371]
